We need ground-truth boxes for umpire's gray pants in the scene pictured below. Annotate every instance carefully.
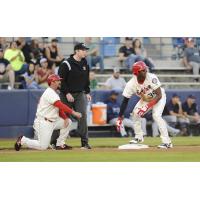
[59,92,88,145]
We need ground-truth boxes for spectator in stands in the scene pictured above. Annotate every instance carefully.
[45,38,64,66]
[118,37,154,71]
[171,37,186,60]
[84,37,104,72]
[89,71,98,90]
[105,90,147,137]
[132,38,147,57]
[29,39,44,64]
[37,58,53,88]
[132,38,154,72]
[183,38,200,81]
[22,62,41,89]
[118,37,134,68]
[104,67,126,90]
[16,37,32,63]
[163,94,189,136]
[0,48,15,89]
[0,37,9,50]
[182,95,200,125]
[4,41,28,76]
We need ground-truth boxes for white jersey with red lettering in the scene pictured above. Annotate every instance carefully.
[122,72,171,144]
[123,73,165,100]
[36,87,60,121]
[21,87,72,150]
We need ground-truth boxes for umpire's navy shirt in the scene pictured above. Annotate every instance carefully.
[58,54,90,95]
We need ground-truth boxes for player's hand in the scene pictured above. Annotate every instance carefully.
[116,117,123,132]
[141,93,153,102]
[137,105,149,117]
[66,93,74,102]
[72,111,82,119]
[86,94,92,102]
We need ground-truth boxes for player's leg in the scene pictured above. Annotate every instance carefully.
[54,118,72,149]
[163,115,177,128]
[152,120,180,137]
[130,100,146,143]
[177,117,190,136]
[152,94,172,147]
[152,121,160,137]
[21,119,54,150]
[74,92,90,148]
[141,118,147,136]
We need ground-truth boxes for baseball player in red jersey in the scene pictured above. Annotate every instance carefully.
[116,61,172,149]
[14,74,82,151]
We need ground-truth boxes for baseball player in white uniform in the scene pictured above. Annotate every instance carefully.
[116,61,172,149]
[14,74,82,151]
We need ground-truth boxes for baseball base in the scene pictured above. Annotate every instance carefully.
[118,143,149,150]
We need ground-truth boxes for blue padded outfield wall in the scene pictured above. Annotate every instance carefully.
[0,89,200,138]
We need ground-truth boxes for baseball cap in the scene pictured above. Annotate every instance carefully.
[47,74,62,86]
[40,58,47,64]
[74,43,89,51]
[111,90,119,95]
[188,94,196,99]
[172,93,180,98]
[113,67,120,73]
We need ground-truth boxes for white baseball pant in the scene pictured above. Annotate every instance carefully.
[21,117,72,150]
[131,92,171,144]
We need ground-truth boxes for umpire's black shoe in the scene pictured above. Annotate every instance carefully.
[56,144,72,150]
[14,136,23,151]
[81,143,92,150]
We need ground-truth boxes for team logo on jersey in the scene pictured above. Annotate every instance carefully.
[152,78,158,84]
[136,85,151,95]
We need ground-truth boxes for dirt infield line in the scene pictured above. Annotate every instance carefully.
[1,145,200,153]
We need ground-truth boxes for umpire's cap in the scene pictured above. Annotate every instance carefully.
[74,43,89,51]
[47,74,62,86]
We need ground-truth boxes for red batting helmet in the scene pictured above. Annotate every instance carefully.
[132,61,147,76]
[47,74,62,86]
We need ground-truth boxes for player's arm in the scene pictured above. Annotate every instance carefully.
[116,97,130,132]
[118,97,130,118]
[58,62,70,94]
[84,63,91,94]
[54,100,82,119]
[148,87,162,106]
[137,87,162,117]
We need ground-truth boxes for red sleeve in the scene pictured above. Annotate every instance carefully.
[59,110,67,120]
[54,100,73,115]
[147,99,157,109]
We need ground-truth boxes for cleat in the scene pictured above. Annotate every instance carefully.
[157,143,173,149]
[14,136,23,151]
[49,144,56,150]
[80,143,92,150]
[56,144,72,150]
[129,138,144,144]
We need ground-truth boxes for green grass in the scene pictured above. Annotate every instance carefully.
[0,137,200,162]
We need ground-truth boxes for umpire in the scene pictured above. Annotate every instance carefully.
[58,43,92,149]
